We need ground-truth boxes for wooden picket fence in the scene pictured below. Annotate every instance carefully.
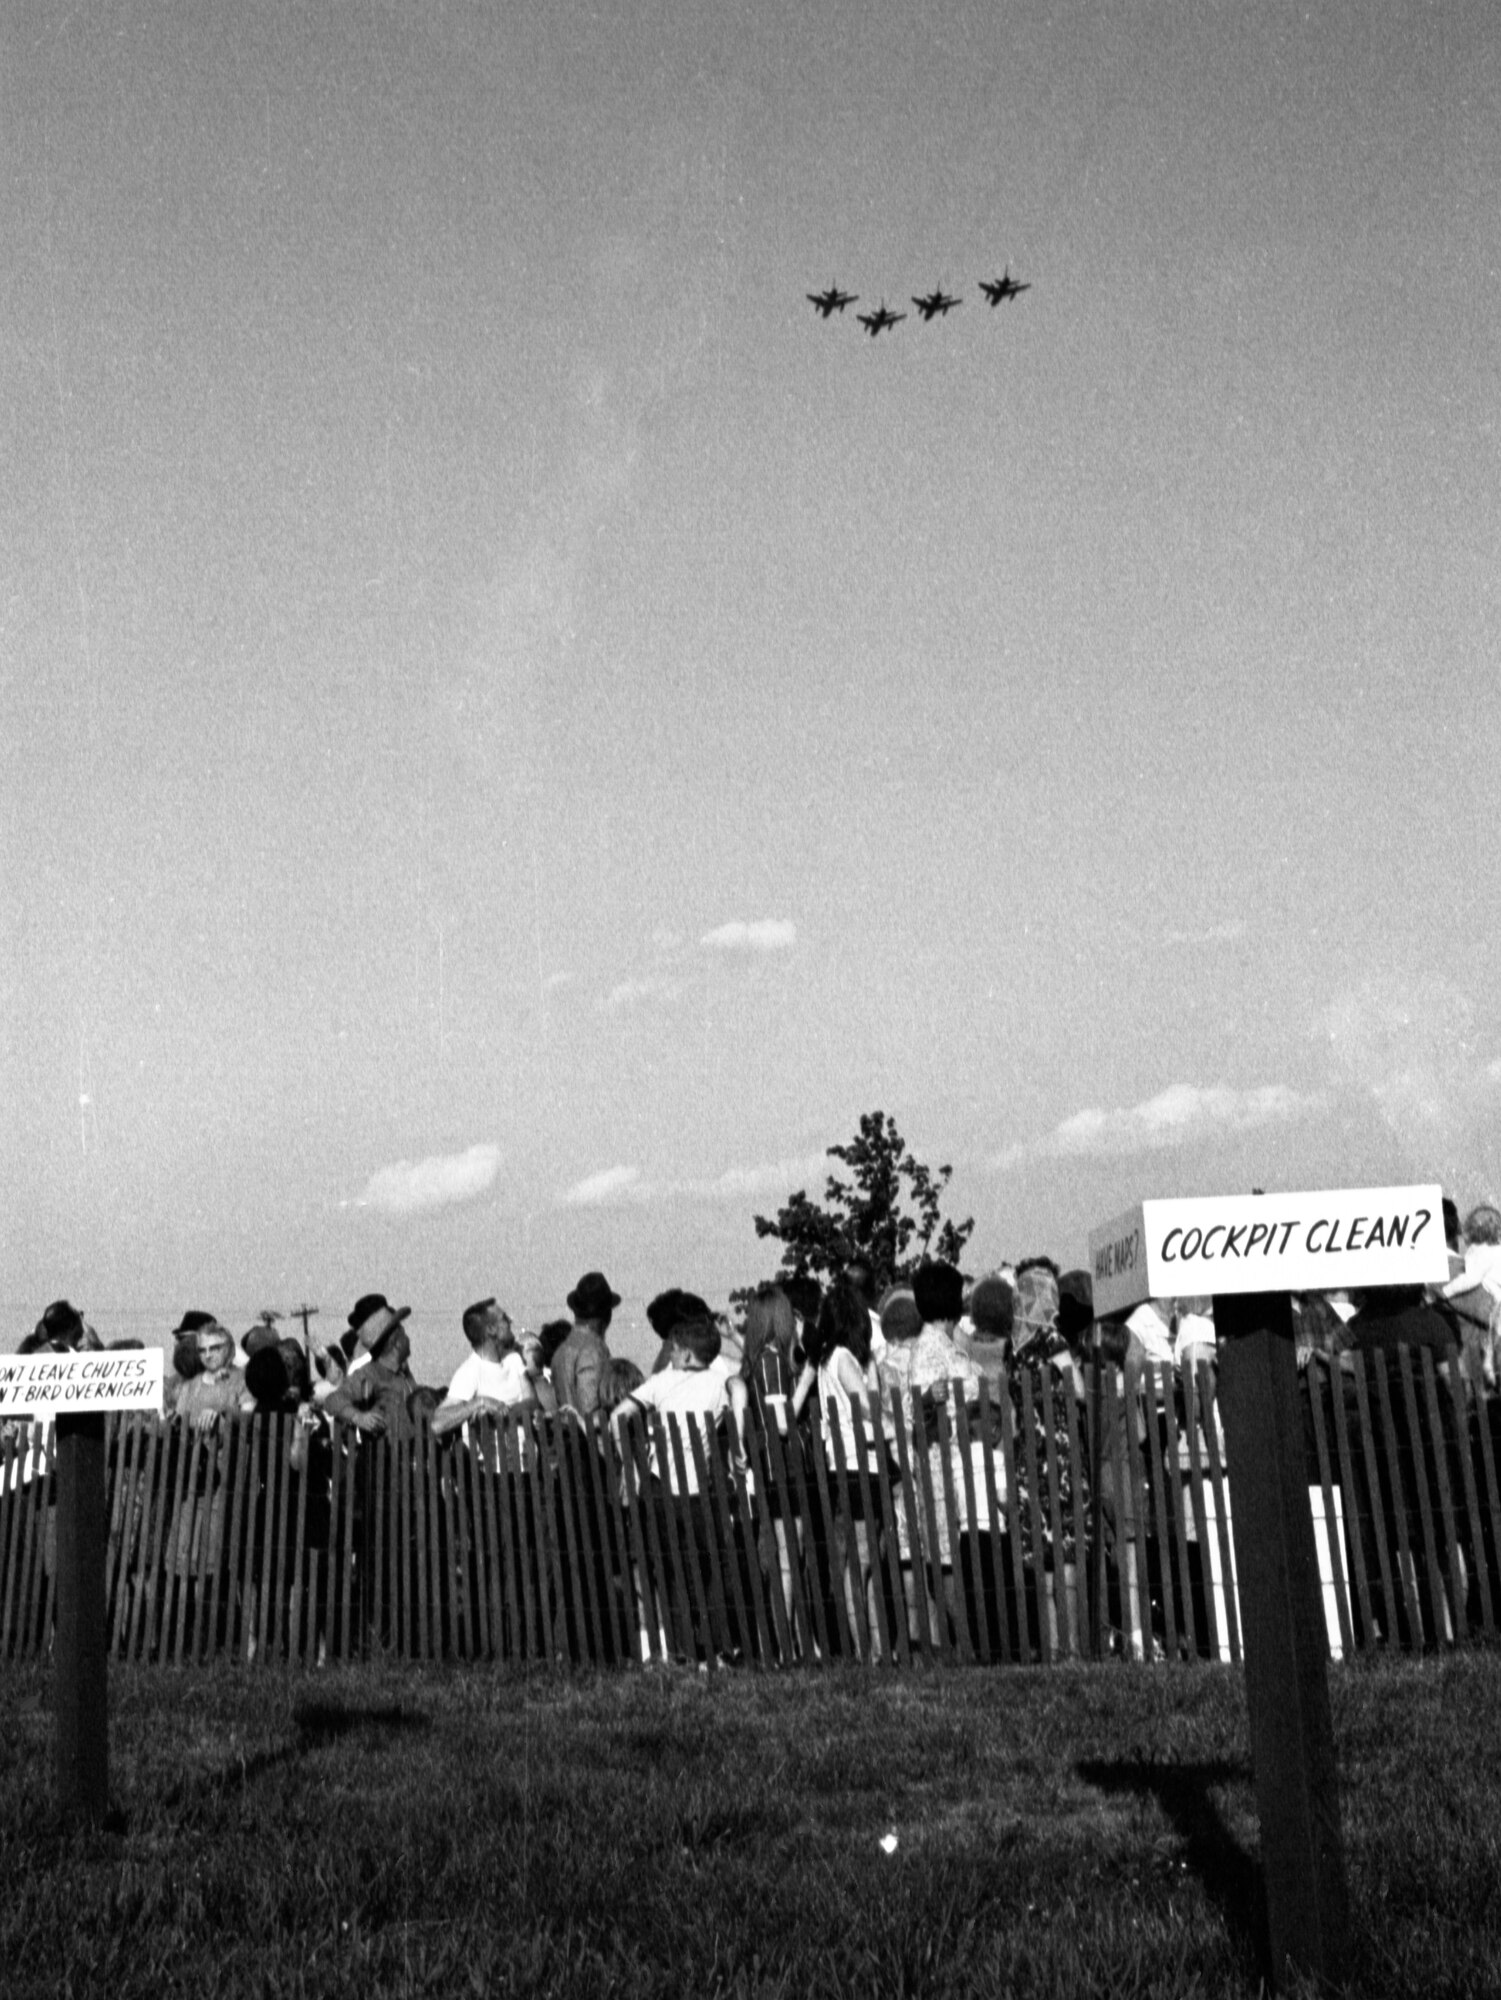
[3,1347,1500,1671]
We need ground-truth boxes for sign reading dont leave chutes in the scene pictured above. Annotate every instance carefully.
[1089,1185,1448,1318]
[0,1347,164,1417]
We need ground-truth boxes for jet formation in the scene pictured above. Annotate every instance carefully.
[857,302,905,337]
[979,268,1031,305]
[810,272,1030,334]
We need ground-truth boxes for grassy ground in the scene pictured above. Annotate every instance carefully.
[4,1653,1500,1998]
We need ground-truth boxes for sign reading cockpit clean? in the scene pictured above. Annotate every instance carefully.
[1088,1185,1447,1318]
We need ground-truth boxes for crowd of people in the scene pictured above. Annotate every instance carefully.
[6,1196,1498,1662]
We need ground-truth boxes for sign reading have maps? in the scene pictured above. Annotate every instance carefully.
[0,1347,164,1417]
[1088,1185,1447,1318]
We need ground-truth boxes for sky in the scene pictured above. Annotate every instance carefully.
[3,1,1499,1380]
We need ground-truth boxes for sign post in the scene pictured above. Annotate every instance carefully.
[54,1411,109,1819]
[0,1346,164,1822]
[1089,1184,1446,1989]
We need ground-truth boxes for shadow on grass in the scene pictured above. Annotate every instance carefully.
[1077,1757,1270,1983]
[164,1699,432,1812]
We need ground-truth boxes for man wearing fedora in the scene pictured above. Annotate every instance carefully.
[334,1295,418,1439]
[551,1272,620,1420]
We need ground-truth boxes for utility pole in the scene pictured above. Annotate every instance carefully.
[291,1303,320,1346]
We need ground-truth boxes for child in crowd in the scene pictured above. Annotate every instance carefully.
[610,1314,747,1662]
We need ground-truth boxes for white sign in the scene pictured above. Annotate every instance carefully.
[1089,1185,1447,1318]
[0,1347,164,1416]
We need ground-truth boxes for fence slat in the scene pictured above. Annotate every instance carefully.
[1306,1361,1353,1659]
[974,1378,1012,1666]
[1140,1366,1178,1662]
[1061,1372,1091,1660]
[1,1433,39,1660]
[759,1405,814,1665]
[649,1413,703,1661]
[437,1430,463,1661]
[1037,1366,1075,1660]
[572,1419,619,1664]
[1326,1357,1376,1649]
[847,1396,895,1666]
[1018,1369,1054,1666]
[1153,1371,1196,1661]
[997,1373,1032,1665]
[1455,1352,1499,1637]
[16,1434,53,1662]
[685,1418,735,1665]
[617,1415,666,1664]
[934,1394,975,1667]
[1417,1348,1466,1645]
[1364,1354,1421,1646]
[1196,1361,1241,1667]
[952,1392,988,1667]
[803,1416,854,1661]
[1181,1361,1221,1661]
[1348,1354,1402,1647]
[515,1415,551,1663]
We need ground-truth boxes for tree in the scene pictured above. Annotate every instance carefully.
[752,1111,975,1291]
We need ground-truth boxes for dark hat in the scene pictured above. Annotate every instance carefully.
[245,1347,290,1408]
[352,1300,412,1357]
[173,1310,221,1337]
[566,1271,621,1319]
[348,1292,394,1329]
[37,1300,86,1345]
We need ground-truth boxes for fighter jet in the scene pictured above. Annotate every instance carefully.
[912,288,962,321]
[807,285,858,318]
[980,269,1031,305]
[856,302,906,336]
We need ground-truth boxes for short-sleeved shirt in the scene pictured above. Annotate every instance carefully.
[627,1368,729,1494]
[443,1351,531,1408]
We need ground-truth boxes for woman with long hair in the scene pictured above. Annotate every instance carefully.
[792,1280,889,1659]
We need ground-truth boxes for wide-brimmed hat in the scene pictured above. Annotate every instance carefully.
[351,1298,412,1356]
[34,1300,85,1347]
[348,1292,395,1329]
[173,1310,219,1337]
[566,1271,620,1320]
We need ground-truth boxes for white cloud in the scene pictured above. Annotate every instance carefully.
[354,1142,502,1217]
[699,919,797,954]
[561,1165,647,1207]
[994,1083,1322,1168]
[597,976,683,1013]
[678,1153,830,1200]
[556,1152,828,1210]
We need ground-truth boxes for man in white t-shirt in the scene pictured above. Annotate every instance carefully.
[431,1297,536,1438]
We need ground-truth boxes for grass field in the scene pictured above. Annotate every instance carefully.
[5,1652,1501,1998]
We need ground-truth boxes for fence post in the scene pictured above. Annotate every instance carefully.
[1214,1288,1348,1989]
[54,1411,109,1820]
